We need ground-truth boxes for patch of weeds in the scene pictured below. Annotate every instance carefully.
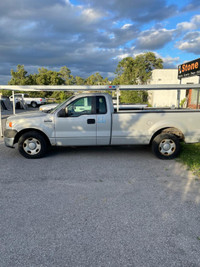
[178,143,200,177]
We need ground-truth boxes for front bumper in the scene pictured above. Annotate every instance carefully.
[4,137,15,148]
[4,129,18,148]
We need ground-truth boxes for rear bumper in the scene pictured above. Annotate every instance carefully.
[4,129,18,148]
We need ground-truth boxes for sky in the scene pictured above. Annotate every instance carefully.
[0,0,200,84]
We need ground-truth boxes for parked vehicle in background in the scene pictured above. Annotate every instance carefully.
[39,103,58,112]
[9,93,46,108]
[0,96,12,111]
[4,93,200,159]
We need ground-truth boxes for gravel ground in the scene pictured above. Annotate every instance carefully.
[0,137,200,267]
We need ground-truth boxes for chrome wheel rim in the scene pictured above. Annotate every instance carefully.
[23,138,41,155]
[159,139,176,156]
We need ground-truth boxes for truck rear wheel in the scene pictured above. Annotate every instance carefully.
[18,131,47,159]
[152,133,181,160]
[31,101,37,108]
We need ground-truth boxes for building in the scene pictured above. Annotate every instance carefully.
[149,69,200,108]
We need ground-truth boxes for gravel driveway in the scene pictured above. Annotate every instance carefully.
[0,138,200,267]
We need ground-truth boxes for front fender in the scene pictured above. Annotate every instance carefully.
[12,115,56,145]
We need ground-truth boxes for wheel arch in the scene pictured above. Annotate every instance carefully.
[150,127,185,145]
[14,128,51,146]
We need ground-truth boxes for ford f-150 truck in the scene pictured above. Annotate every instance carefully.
[3,93,200,159]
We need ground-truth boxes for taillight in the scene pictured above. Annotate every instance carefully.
[40,99,42,101]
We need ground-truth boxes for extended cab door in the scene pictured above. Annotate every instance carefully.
[55,96,97,146]
[96,96,112,145]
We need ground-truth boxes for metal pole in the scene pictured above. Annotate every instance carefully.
[177,79,181,108]
[0,94,3,137]
[12,90,15,115]
[116,87,120,112]
[196,76,200,109]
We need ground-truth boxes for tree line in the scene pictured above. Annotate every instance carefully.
[1,52,163,103]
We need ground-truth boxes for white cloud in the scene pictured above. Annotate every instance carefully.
[177,36,200,54]
[162,56,180,68]
[177,22,196,31]
[82,8,103,23]
[177,15,200,32]
[114,53,131,60]
[136,29,174,50]
[121,24,132,30]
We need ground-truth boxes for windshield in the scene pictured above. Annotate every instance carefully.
[49,95,75,114]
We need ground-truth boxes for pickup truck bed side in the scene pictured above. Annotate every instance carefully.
[111,110,200,145]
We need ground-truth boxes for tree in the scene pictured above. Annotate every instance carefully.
[3,65,32,97]
[36,68,64,85]
[75,76,85,85]
[7,65,65,98]
[8,65,31,85]
[51,91,72,102]
[113,52,163,103]
[59,66,74,85]
[86,72,109,85]
[33,68,65,98]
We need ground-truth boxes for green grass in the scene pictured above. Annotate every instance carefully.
[178,143,200,177]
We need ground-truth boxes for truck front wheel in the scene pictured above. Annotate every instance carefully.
[152,133,181,160]
[18,131,47,159]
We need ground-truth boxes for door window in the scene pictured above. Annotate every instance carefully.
[67,96,95,117]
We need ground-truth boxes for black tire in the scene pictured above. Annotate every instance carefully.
[152,133,181,160]
[31,101,37,108]
[15,101,21,109]
[18,131,47,159]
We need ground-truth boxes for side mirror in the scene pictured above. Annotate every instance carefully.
[58,108,66,117]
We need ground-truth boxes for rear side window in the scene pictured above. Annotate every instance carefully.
[96,96,107,114]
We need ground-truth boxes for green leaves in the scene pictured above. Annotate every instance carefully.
[8,65,30,85]
[86,73,109,85]
[114,52,163,85]
[113,52,163,103]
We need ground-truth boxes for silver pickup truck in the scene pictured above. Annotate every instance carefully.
[3,93,200,159]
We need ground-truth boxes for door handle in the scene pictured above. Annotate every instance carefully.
[87,119,95,124]
[44,119,52,122]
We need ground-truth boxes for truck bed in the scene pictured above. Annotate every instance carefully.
[111,109,200,145]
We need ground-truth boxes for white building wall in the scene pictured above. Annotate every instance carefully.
[149,69,199,107]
